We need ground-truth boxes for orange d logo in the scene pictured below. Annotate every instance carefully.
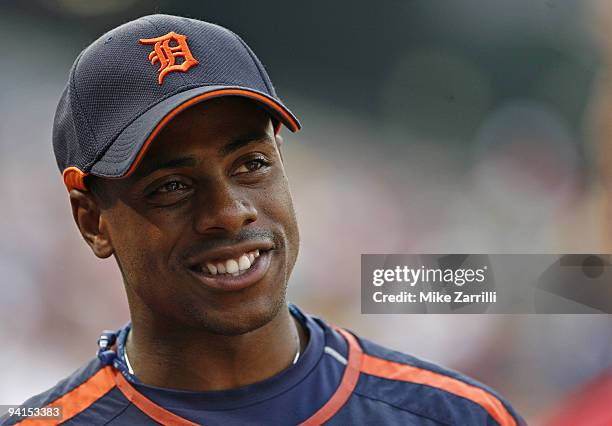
[139,31,199,84]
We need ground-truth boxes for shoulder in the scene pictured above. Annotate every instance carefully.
[0,357,130,426]
[349,332,525,426]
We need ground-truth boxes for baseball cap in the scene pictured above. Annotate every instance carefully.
[53,14,301,192]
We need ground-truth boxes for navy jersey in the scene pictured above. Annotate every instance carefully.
[2,305,524,425]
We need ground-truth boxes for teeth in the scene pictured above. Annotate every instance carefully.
[197,250,263,276]
[206,263,217,275]
[226,259,239,274]
[238,255,251,270]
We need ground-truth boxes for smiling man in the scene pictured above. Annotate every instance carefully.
[3,14,524,426]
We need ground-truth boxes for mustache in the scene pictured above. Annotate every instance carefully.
[180,228,277,260]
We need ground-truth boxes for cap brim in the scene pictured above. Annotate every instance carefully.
[89,85,300,178]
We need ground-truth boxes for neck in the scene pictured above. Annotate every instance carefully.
[124,304,308,391]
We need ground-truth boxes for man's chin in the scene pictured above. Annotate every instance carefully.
[185,296,287,336]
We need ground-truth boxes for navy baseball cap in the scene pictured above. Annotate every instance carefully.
[53,14,301,192]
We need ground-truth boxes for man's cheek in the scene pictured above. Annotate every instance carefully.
[113,230,163,281]
[264,189,299,263]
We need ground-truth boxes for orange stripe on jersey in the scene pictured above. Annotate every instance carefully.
[107,328,363,426]
[112,369,200,426]
[16,366,116,426]
[360,354,517,426]
[299,328,363,426]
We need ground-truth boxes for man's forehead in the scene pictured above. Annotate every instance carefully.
[131,130,276,179]
[128,98,276,176]
[148,99,273,147]
[165,97,273,132]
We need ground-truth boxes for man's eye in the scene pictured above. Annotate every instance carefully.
[234,159,269,175]
[155,181,188,194]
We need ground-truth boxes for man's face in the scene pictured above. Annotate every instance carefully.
[91,97,300,335]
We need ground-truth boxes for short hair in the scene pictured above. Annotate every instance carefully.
[84,175,115,208]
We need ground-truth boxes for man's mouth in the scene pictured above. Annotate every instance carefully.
[191,249,261,277]
[186,246,274,291]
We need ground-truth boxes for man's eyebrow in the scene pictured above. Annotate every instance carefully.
[135,156,198,178]
[220,134,275,157]
[135,134,273,178]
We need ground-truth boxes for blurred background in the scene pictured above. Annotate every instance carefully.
[1,0,611,424]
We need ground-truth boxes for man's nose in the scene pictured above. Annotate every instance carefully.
[192,183,258,236]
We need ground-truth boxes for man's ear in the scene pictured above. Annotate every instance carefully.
[275,134,284,163]
[69,189,114,259]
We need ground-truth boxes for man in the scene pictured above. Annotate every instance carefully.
[2,15,524,425]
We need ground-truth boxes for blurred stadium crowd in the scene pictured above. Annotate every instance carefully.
[0,0,610,423]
